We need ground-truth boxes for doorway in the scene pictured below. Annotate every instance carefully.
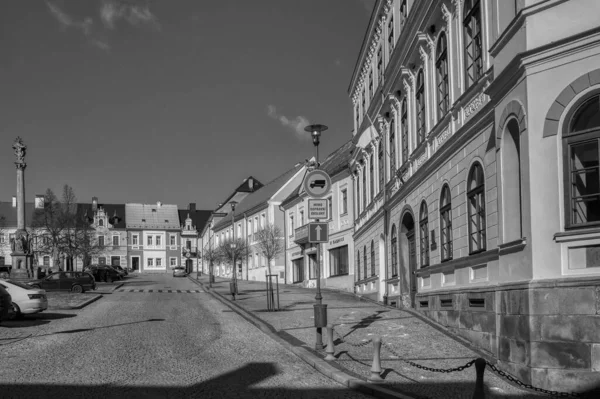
[131,256,140,272]
[400,211,416,308]
[186,259,193,274]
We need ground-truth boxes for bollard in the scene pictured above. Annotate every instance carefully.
[367,337,383,382]
[472,358,486,399]
[324,324,336,361]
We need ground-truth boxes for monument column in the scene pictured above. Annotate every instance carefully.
[10,137,33,282]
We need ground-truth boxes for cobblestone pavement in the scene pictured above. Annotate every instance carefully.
[199,276,557,399]
[0,273,371,398]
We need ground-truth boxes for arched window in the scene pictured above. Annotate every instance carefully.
[355,171,360,215]
[389,119,396,178]
[401,99,408,162]
[370,240,375,276]
[400,0,407,27]
[357,249,361,281]
[419,201,429,267]
[98,219,104,226]
[363,245,367,279]
[391,225,398,276]
[564,93,600,228]
[468,162,486,253]
[416,70,426,145]
[464,0,483,88]
[362,166,367,208]
[440,184,453,261]
[436,32,449,120]
[369,156,374,201]
[378,142,384,192]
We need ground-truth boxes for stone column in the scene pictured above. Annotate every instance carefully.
[11,137,33,281]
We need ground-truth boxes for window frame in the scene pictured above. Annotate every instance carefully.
[436,32,449,121]
[378,142,384,192]
[329,245,349,276]
[391,225,398,277]
[369,156,374,201]
[401,98,408,163]
[463,0,483,88]
[363,245,367,279]
[389,119,396,178]
[416,69,426,145]
[387,14,394,56]
[419,201,430,267]
[370,240,375,277]
[440,184,453,262]
[357,249,361,281]
[467,162,487,254]
[362,166,367,208]
[341,188,348,215]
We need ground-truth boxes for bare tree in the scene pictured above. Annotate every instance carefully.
[0,215,8,259]
[216,237,249,278]
[201,244,222,281]
[255,223,285,276]
[31,188,64,271]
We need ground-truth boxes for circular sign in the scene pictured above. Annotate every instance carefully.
[303,169,332,199]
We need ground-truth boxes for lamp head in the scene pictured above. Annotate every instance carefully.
[230,201,237,211]
[304,124,328,147]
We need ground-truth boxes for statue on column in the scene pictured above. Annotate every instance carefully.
[13,137,26,165]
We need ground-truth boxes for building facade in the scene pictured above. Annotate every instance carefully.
[81,197,127,269]
[349,0,600,391]
[125,202,181,273]
[179,203,211,274]
[281,142,356,292]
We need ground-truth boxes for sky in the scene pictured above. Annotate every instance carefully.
[0,0,373,211]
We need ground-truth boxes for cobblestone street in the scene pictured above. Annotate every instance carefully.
[0,274,371,398]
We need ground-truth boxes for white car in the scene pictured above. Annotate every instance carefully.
[0,279,48,319]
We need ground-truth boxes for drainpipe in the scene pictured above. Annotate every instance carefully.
[279,205,287,284]
[382,131,390,305]
[244,212,249,281]
[350,166,357,293]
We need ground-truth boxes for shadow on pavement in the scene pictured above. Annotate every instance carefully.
[31,318,165,338]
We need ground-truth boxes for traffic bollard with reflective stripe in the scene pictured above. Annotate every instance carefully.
[367,337,383,382]
[324,324,336,361]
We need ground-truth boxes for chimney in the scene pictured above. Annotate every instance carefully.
[157,201,162,207]
[249,178,254,191]
[189,203,196,212]
[92,197,98,212]
[12,196,16,207]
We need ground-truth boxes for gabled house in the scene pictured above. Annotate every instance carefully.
[280,141,355,292]
[212,163,307,282]
[178,203,212,274]
[125,202,181,273]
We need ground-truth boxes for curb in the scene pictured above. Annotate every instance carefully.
[111,282,124,292]
[187,276,416,399]
[68,294,103,310]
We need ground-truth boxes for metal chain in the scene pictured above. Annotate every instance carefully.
[334,329,373,348]
[485,361,582,398]
[382,342,475,373]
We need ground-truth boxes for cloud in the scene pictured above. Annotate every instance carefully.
[267,105,311,140]
[334,59,342,67]
[90,38,110,51]
[357,0,374,14]
[46,2,94,36]
[100,0,160,30]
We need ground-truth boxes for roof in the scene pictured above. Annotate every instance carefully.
[281,140,354,208]
[216,176,264,213]
[0,202,39,227]
[125,203,181,230]
[79,203,127,229]
[212,163,304,231]
[178,209,212,232]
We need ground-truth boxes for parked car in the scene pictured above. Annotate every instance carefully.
[0,266,11,279]
[83,265,121,282]
[0,284,13,323]
[0,279,47,319]
[28,271,96,293]
[172,267,187,277]
[111,265,127,277]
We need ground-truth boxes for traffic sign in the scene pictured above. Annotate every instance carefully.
[303,169,332,199]
[308,199,328,220]
[308,222,328,243]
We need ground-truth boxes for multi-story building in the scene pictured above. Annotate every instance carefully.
[80,197,127,269]
[125,202,181,273]
[350,0,600,391]
[212,164,306,282]
[199,176,263,276]
[178,203,211,274]
[281,142,356,292]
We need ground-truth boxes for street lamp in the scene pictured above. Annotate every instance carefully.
[304,123,329,351]
[229,200,238,300]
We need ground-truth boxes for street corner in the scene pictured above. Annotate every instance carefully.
[46,292,103,310]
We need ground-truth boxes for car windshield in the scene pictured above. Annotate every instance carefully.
[7,280,34,290]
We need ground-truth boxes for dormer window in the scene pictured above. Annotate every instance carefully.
[98,219,104,227]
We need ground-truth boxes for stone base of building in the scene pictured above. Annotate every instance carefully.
[415,277,600,393]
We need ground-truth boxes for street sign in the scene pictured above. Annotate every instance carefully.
[308,222,328,243]
[308,199,328,220]
[303,169,332,199]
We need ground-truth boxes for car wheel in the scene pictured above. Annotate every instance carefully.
[31,284,41,289]
[72,284,83,293]
[10,303,22,320]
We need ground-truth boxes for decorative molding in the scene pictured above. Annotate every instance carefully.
[418,45,428,63]
[441,3,452,22]
[463,92,489,121]
[434,127,452,151]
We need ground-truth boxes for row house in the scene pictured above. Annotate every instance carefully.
[350,0,600,392]
[199,176,263,276]
[212,165,306,282]
[125,202,181,273]
[280,141,356,292]
[179,203,211,274]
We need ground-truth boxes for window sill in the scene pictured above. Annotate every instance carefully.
[354,275,379,285]
[329,273,349,279]
[498,237,527,255]
[555,228,600,243]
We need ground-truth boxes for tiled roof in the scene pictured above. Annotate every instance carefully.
[281,140,354,208]
[0,202,39,227]
[216,176,264,213]
[125,203,180,230]
[178,209,212,232]
[212,163,304,231]
[79,203,126,229]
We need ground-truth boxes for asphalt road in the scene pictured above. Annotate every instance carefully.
[0,274,372,399]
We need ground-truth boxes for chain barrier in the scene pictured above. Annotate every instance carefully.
[382,342,475,373]
[333,329,373,348]
[485,361,582,398]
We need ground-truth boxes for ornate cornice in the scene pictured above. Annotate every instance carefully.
[441,3,452,22]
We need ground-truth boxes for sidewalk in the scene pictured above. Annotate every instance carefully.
[190,275,550,399]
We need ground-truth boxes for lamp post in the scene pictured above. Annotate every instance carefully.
[304,123,328,350]
[229,200,238,300]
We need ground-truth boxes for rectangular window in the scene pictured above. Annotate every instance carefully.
[43,256,50,266]
[261,214,266,228]
[289,215,294,235]
[170,235,176,246]
[378,144,384,191]
[99,257,106,265]
[377,47,383,85]
[111,256,120,266]
[156,258,162,267]
[0,234,4,244]
[308,254,318,279]
[329,246,349,276]
[147,258,153,267]
[112,235,119,246]
[147,236,152,246]
[170,257,177,266]
[156,236,161,246]
[341,189,348,215]
[132,235,138,246]
[98,236,105,247]
[328,197,333,220]
[387,15,394,56]
[254,217,258,233]
[299,211,304,226]
[569,140,600,225]
[293,258,304,283]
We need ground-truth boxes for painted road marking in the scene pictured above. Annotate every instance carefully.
[118,289,204,293]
